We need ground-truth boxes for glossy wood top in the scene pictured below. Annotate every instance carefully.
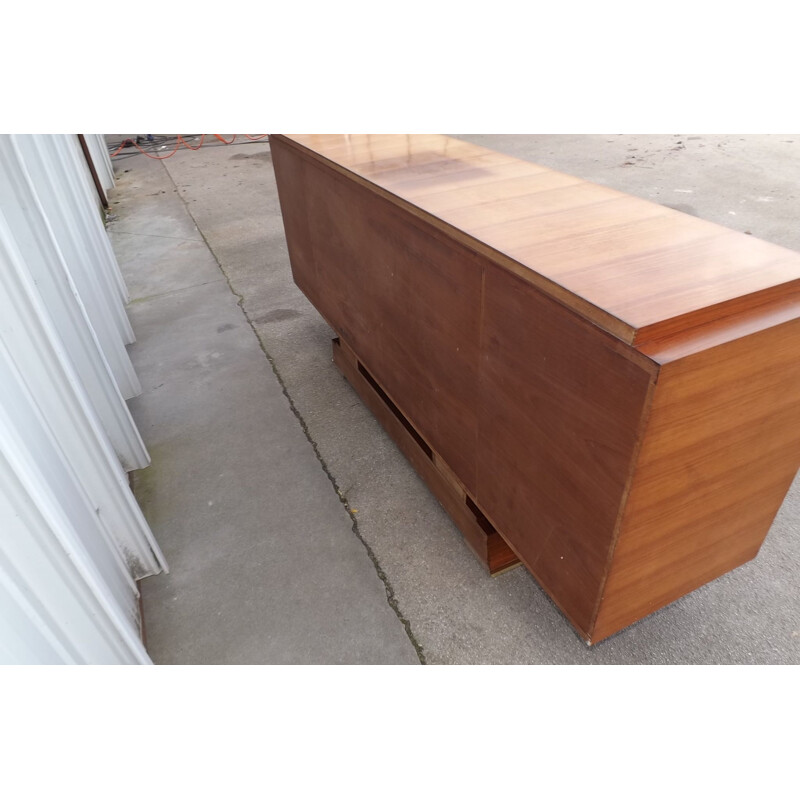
[275,134,800,346]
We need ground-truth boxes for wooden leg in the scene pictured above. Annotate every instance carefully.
[332,337,520,576]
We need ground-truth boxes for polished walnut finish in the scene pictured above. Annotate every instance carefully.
[270,133,800,644]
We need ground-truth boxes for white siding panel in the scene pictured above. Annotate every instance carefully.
[0,451,150,665]
[0,133,163,665]
[0,137,149,470]
[85,133,115,191]
[0,209,167,580]
[3,136,141,398]
[0,340,138,629]
[62,134,131,308]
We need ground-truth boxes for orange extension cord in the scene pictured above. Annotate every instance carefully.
[109,134,269,160]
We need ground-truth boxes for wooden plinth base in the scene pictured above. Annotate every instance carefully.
[332,337,520,576]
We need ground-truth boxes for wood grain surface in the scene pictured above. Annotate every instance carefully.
[271,133,800,644]
[276,134,800,348]
[593,315,800,642]
[273,138,486,493]
[477,266,654,635]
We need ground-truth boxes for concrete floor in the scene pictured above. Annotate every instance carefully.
[109,134,800,664]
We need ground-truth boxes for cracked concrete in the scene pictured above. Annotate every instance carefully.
[110,150,419,664]
[209,234,427,663]
[110,135,800,664]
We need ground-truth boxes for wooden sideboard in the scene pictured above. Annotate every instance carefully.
[270,133,800,644]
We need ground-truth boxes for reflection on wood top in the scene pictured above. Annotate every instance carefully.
[276,134,800,346]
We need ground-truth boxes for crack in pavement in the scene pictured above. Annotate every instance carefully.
[159,159,426,665]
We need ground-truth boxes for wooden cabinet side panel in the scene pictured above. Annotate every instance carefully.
[271,140,319,305]
[272,137,484,492]
[593,316,800,642]
[478,268,654,634]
